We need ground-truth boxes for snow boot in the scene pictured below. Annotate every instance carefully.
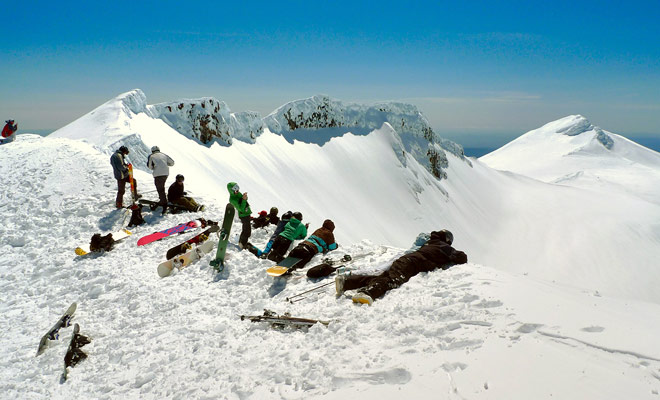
[116,201,123,209]
[352,292,373,306]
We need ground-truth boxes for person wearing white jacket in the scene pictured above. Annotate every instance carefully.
[147,146,175,213]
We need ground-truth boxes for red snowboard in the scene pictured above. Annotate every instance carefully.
[137,220,203,246]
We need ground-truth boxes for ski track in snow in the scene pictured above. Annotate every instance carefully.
[2,135,660,399]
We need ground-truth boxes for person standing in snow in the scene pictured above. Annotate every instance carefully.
[147,146,174,213]
[335,230,467,305]
[267,211,308,262]
[110,145,139,208]
[167,174,204,212]
[227,182,252,249]
[283,219,338,271]
[1,119,18,144]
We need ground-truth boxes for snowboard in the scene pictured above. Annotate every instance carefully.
[166,225,220,260]
[266,256,303,277]
[158,240,216,277]
[210,203,235,272]
[36,302,77,356]
[137,219,206,246]
[138,198,189,213]
[240,309,330,329]
[75,229,132,256]
[128,163,137,203]
[60,323,91,384]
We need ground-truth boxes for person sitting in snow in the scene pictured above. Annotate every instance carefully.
[147,146,174,213]
[167,174,204,212]
[252,207,279,229]
[227,182,252,250]
[1,119,18,144]
[283,219,338,271]
[267,212,308,262]
[110,145,139,208]
[335,229,467,306]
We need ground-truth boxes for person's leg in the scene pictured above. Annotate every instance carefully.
[238,215,251,248]
[287,245,315,270]
[116,178,126,207]
[154,176,168,207]
[359,258,418,299]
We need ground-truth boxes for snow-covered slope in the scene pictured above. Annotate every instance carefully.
[480,115,660,204]
[1,134,659,399]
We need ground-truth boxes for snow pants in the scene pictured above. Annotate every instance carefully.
[116,177,138,206]
[286,243,317,271]
[171,196,200,212]
[154,175,168,207]
[342,255,421,299]
[267,236,293,262]
[238,215,251,248]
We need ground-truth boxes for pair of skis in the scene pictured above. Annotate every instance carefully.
[36,303,91,383]
[240,309,330,329]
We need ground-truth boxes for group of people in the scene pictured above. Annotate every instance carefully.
[111,145,469,306]
[111,145,203,213]
[1,119,18,144]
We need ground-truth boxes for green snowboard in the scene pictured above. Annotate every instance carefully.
[210,203,235,272]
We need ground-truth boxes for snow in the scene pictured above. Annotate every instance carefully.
[2,92,660,399]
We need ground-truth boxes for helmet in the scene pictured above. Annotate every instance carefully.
[119,146,129,154]
[292,212,303,221]
[151,146,160,153]
[176,174,184,181]
[435,229,453,245]
[269,207,278,215]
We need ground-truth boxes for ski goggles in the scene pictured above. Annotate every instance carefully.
[232,184,240,193]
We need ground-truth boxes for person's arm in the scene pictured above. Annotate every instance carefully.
[147,155,154,170]
[167,155,174,166]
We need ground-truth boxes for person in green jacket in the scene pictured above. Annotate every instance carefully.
[227,182,252,249]
[267,211,308,262]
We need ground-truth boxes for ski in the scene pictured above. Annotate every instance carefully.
[158,240,216,278]
[266,256,303,277]
[127,163,137,204]
[60,323,91,384]
[239,309,330,329]
[166,225,219,260]
[137,219,211,246]
[36,302,77,356]
[210,203,235,272]
[75,229,132,256]
[137,198,189,213]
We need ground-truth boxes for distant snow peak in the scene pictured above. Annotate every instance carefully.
[555,115,613,150]
[264,94,469,179]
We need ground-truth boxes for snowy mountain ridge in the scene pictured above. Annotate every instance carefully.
[52,89,467,180]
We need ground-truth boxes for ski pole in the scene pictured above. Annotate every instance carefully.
[286,281,334,303]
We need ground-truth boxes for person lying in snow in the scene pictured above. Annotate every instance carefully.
[252,207,279,229]
[266,212,308,262]
[167,174,204,212]
[336,229,467,306]
[282,219,338,271]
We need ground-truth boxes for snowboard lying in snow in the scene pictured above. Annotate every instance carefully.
[240,309,330,329]
[266,256,303,277]
[75,229,132,256]
[166,225,219,260]
[137,219,213,246]
[158,240,216,278]
[36,302,77,356]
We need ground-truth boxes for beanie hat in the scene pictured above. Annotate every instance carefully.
[322,219,335,232]
[151,146,160,153]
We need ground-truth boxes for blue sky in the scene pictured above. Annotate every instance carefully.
[2,0,659,146]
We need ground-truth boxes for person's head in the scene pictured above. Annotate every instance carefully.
[232,183,240,193]
[322,219,335,232]
[292,211,303,221]
[431,229,453,245]
[6,120,14,124]
[119,146,129,155]
[259,210,267,217]
[281,211,292,222]
[269,207,278,216]
[176,174,184,184]
[151,146,160,153]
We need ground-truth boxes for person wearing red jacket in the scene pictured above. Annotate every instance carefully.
[1,120,18,144]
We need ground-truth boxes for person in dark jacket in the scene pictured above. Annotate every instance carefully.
[336,230,467,306]
[285,219,338,271]
[167,174,204,212]
[110,146,139,208]
[253,207,279,229]
[267,212,308,262]
[1,119,18,144]
[227,182,252,249]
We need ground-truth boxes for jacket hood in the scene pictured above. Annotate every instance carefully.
[322,219,335,232]
[288,217,301,228]
[227,182,238,195]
